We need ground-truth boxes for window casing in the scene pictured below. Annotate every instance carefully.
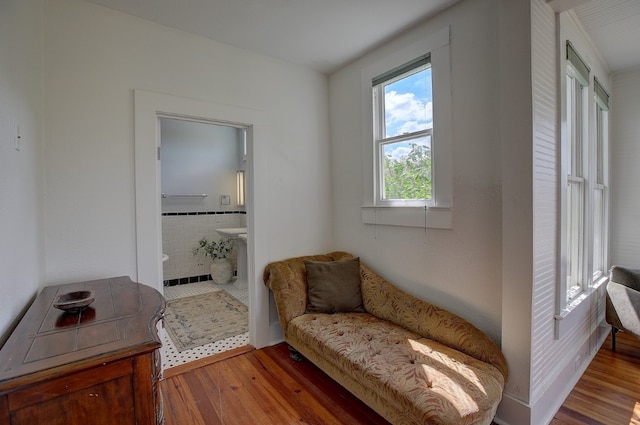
[360,26,452,229]
[558,41,610,323]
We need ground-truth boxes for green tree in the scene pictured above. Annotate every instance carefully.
[383,143,432,200]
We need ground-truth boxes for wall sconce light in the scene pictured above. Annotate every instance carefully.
[236,170,245,206]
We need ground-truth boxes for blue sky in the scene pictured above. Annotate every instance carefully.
[383,67,432,161]
[384,67,432,138]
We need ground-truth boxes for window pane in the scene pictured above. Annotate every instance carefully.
[567,179,583,298]
[571,77,585,176]
[593,187,604,275]
[381,135,431,200]
[384,67,432,138]
[596,105,607,184]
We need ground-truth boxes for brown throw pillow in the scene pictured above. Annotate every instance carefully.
[304,257,364,314]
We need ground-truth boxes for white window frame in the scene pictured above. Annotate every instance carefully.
[557,41,610,333]
[592,78,609,284]
[361,26,452,229]
[565,64,588,303]
[372,61,433,208]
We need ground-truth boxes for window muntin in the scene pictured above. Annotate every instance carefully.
[373,62,433,206]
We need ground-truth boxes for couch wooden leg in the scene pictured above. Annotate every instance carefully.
[612,327,618,352]
[288,345,304,362]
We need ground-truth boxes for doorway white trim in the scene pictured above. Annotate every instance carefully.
[134,89,271,350]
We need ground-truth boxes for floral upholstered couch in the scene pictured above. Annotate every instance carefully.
[263,251,508,425]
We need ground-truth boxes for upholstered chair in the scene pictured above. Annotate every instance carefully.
[606,266,640,351]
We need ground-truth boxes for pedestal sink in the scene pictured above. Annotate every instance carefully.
[215,228,247,288]
[215,228,247,238]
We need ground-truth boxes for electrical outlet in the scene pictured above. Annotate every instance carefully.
[220,195,231,205]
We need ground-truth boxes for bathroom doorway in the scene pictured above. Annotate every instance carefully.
[159,117,249,369]
[134,89,272,374]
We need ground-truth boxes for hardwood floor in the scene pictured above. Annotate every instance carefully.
[160,330,640,425]
[550,330,640,425]
[160,342,390,425]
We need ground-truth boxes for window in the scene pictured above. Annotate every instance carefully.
[361,26,452,229]
[592,77,609,282]
[558,41,610,320]
[565,55,588,302]
[372,56,432,206]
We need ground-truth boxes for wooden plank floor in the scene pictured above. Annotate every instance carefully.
[160,342,390,425]
[550,330,640,425]
[161,331,640,425]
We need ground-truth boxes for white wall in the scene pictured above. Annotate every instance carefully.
[160,119,242,213]
[610,67,640,267]
[498,4,612,424]
[331,1,616,423]
[330,0,502,344]
[42,0,332,286]
[498,0,534,420]
[0,0,46,342]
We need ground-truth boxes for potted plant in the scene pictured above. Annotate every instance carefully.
[193,237,234,284]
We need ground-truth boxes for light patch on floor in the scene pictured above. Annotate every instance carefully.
[161,281,249,369]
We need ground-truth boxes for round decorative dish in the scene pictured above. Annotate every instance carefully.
[53,290,95,313]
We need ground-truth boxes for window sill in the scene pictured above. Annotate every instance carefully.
[554,276,608,339]
[361,205,452,229]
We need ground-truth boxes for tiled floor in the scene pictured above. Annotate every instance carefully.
[161,280,249,370]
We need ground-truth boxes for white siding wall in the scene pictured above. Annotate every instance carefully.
[526,4,612,425]
[530,0,560,406]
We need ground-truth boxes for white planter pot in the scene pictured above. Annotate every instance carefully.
[210,258,233,284]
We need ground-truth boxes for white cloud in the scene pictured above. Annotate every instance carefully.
[385,91,432,137]
[387,146,411,160]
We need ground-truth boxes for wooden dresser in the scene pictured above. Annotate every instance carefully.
[0,276,165,425]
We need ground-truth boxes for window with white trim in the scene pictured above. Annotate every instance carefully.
[372,56,432,207]
[565,45,589,302]
[558,41,610,318]
[360,26,452,229]
[592,77,609,282]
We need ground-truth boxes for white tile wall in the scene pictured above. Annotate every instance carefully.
[162,212,247,281]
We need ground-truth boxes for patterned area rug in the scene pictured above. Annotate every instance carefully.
[164,290,248,352]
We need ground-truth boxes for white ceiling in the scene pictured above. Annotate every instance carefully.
[84,0,640,75]
[573,0,640,73]
[83,0,459,75]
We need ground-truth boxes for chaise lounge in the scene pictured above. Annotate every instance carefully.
[263,251,508,425]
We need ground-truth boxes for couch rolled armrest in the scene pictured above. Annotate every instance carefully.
[360,261,509,380]
[263,252,352,336]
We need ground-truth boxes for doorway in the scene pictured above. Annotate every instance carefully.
[134,89,273,373]
[159,117,249,368]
